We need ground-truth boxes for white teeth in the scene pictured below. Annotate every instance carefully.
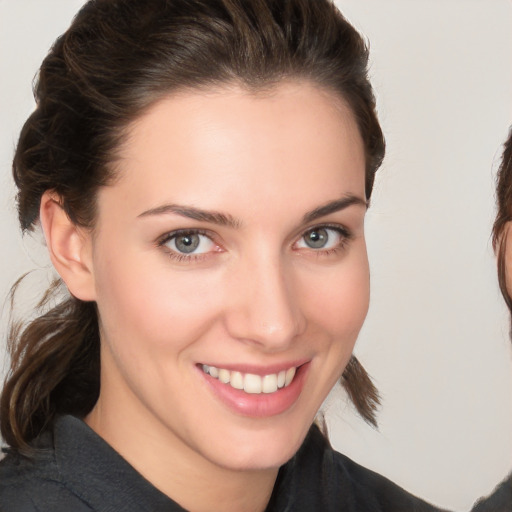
[230,371,244,390]
[277,370,286,389]
[244,373,262,394]
[285,367,296,386]
[262,374,278,394]
[202,364,297,394]
[218,368,230,383]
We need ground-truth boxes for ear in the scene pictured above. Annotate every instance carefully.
[39,191,96,301]
[499,222,512,305]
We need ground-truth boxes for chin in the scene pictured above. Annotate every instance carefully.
[210,443,299,472]
[201,418,312,472]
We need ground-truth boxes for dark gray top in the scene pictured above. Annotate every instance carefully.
[0,415,446,511]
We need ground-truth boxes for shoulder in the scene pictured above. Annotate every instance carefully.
[329,450,444,512]
[0,455,39,511]
[283,424,447,512]
[471,474,512,512]
[0,440,93,512]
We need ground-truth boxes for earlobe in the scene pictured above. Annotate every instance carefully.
[39,191,96,301]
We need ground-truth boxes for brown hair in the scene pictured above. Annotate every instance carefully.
[1,0,385,452]
[493,127,512,318]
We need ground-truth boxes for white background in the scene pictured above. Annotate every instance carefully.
[0,1,511,511]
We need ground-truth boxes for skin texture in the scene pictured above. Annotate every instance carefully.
[41,81,369,512]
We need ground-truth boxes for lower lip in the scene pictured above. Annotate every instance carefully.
[199,363,310,418]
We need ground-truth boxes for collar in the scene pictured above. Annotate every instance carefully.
[53,415,184,511]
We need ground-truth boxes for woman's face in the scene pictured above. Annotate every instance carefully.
[86,81,369,471]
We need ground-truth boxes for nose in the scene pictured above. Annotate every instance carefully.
[223,253,306,351]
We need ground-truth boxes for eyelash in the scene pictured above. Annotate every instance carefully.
[156,224,353,263]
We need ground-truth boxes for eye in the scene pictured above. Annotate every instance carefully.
[160,230,216,256]
[296,226,348,250]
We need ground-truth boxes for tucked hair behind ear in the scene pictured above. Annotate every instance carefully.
[1,0,384,452]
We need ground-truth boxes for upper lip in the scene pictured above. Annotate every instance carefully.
[197,360,310,376]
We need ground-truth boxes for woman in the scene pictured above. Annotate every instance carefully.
[469,129,512,512]
[0,0,444,510]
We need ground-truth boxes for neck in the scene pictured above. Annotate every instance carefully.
[86,390,279,512]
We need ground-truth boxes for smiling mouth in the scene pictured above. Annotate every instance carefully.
[201,365,297,394]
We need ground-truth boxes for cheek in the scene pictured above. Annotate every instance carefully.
[92,247,222,355]
[303,251,370,339]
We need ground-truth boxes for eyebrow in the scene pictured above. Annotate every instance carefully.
[138,204,241,228]
[137,194,367,228]
[302,194,368,223]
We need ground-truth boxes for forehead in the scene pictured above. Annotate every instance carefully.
[102,81,366,219]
